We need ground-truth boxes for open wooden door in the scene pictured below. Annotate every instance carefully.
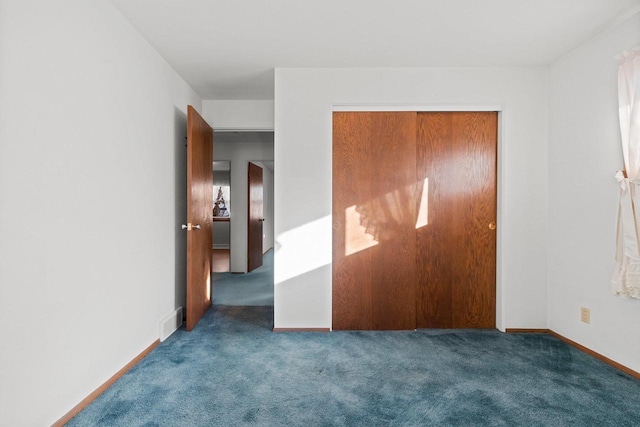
[185,105,213,331]
[247,162,264,272]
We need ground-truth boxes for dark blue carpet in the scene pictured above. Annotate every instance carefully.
[212,250,273,306]
[67,304,640,426]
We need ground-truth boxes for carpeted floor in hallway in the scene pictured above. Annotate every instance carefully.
[212,249,274,307]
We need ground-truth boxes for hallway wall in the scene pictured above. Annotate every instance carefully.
[213,140,274,272]
[261,165,275,253]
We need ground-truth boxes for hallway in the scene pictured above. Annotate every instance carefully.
[212,250,274,306]
[211,249,230,273]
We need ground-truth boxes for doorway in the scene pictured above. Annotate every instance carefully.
[212,160,231,272]
[211,131,275,309]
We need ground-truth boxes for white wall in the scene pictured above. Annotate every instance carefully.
[213,222,231,248]
[213,170,231,248]
[274,67,549,330]
[203,100,274,130]
[261,166,275,253]
[548,12,640,371]
[213,141,274,272]
[0,1,201,425]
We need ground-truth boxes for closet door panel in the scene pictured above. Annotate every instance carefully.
[450,112,497,328]
[416,113,454,328]
[369,112,417,330]
[332,112,373,330]
[416,112,497,329]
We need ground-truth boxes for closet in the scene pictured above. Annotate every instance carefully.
[332,111,497,330]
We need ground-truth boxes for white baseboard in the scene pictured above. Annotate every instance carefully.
[159,307,183,341]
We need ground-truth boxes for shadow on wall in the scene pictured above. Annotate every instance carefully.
[343,179,429,256]
[275,179,429,286]
[273,182,423,328]
[174,106,187,310]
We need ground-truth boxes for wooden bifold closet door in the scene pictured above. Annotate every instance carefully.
[332,111,497,330]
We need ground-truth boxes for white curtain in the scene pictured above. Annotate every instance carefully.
[613,47,640,298]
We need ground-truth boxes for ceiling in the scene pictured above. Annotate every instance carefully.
[109,0,640,100]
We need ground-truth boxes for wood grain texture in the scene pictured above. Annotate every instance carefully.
[452,112,497,328]
[369,112,417,330]
[416,112,497,328]
[52,340,160,427]
[186,105,213,331]
[416,112,454,328]
[334,111,496,331]
[247,162,263,272]
[332,112,373,330]
[333,112,417,330]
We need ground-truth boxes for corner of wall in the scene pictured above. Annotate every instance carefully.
[546,8,640,371]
